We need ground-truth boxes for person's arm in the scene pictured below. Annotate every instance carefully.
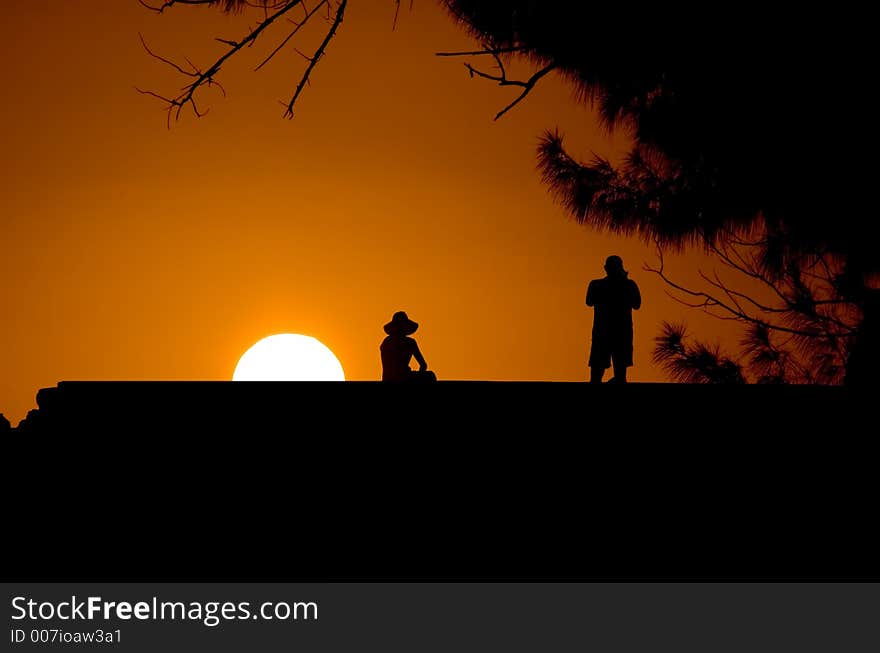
[586,281,597,307]
[630,280,642,310]
[412,340,428,371]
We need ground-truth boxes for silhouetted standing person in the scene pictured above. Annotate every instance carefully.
[380,311,437,382]
[586,255,642,383]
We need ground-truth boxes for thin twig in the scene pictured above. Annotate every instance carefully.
[643,243,855,338]
[437,44,555,120]
[139,0,216,14]
[463,58,557,120]
[255,0,327,71]
[435,46,526,57]
[283,0,346,119]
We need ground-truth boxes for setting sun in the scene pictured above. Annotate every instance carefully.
[232,334,345,381]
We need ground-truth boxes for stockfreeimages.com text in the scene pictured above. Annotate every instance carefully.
[11,596,318,628]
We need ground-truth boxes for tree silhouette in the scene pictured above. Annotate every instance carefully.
[440,2,876,270]
[653,323,745,385]
[439,1,877,383]
[645,227,861,384]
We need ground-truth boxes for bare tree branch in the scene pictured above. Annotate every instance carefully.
[138,0,350,124]
[138,1,308,125]
[435,46,526,57]
[643,242,857,339]
[283,0,346,119]
[697,268,783,313]
[255,0,327,71]
[138,33,198,77]
[140,0,292,11]
[703,232,799,309]
[436,44,555,120]
[392,0,413,31]
[465,52,556,120]
[139,0,218,14]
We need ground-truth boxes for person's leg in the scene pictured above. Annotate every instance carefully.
[608,338,632,383]
[589,338,610,384]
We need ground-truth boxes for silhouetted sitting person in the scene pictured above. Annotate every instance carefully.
[586,255,642,384]
[380,311,437,382]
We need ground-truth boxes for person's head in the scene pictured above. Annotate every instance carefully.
[604,255,627,278]
[384,310,419,336]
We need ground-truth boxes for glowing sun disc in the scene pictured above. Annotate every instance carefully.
[233,334,345,381]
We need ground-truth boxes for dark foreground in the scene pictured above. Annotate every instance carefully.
[4,381,877,581]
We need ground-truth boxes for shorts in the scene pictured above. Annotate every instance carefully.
[589,335,633,369]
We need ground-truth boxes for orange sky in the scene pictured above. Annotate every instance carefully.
[0,1,744,424]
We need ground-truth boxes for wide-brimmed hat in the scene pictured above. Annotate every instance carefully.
[384,311,419,336]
